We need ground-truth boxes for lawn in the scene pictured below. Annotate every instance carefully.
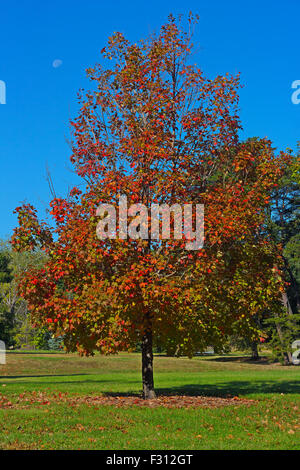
[0,351,299,450]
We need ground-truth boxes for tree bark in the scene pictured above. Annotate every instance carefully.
[274,306,292,365]
[275,319,291,365]
[281,292,293,364]
[141,327,156,399]
[273,265,294,364]
[282,255,300,313]
[251,341,259,360]
[281,291,293,317]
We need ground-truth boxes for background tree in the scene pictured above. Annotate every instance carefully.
[0,241,48,349]
[266,153,300,311]
[0,245,14,346]
[12,15,290,398]
[262,153,300,363]
[217,147,299,362]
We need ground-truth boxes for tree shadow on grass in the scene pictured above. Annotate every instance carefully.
[87,379,300,398]
[205,356,272,365]
[6,351,64,355]
[99,378,300,398]
[155,354,275,366]
[154,380,300,397]
[0,376,140,388]
[1,376,299,398]
[1,373,90,379]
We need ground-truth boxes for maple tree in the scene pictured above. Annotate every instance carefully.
[12,15,291,398]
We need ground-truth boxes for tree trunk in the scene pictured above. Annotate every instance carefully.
[141,327,156,399]
[281,292,293,364]
[283,256,300,313]
[273,266,294,364]
[274,309,292,365]
[275,323,291,365]
[251,341,259,360]
[281,291,293,316]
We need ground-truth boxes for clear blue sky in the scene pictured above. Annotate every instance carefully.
[0,0,299,239]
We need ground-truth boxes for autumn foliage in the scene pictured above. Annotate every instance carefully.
[12,15,290,398]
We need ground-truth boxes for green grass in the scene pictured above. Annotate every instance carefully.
[0,351,299,449]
